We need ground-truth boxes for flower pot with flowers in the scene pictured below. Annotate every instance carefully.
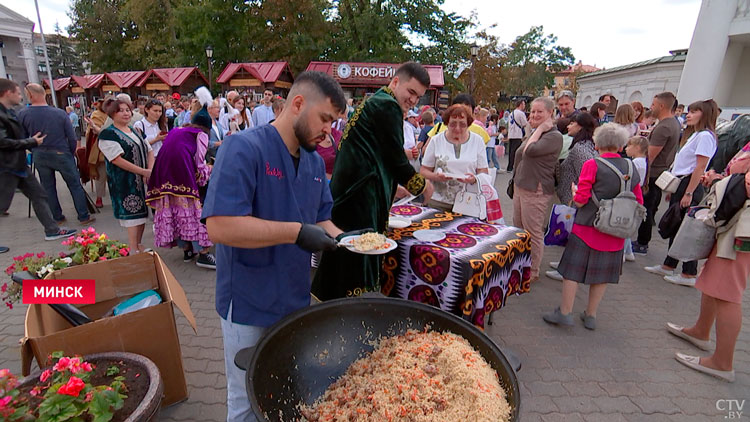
[1,227,131,326]
[0,351,163,422]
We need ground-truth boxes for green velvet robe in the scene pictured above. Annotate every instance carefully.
[312,87,426,300]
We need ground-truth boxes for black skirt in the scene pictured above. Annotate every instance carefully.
[558,233,623,285]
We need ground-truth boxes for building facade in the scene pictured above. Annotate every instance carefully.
[0,4,39,85]
[575,51,686,109]
[678,0,750,118]
[543,61,599,99]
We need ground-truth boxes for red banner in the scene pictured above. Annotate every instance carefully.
[22,280,96,304]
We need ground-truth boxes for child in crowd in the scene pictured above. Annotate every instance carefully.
[623,136,649,261]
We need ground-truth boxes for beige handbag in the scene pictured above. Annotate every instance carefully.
[655,168,681,193]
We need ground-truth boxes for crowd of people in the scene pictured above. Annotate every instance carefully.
[0,59,747,422]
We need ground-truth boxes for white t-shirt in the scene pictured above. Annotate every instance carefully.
[403,121,417,149]
[672,131,717,176]
[632,156,647,187]
[508,109,527,139]
[422,131,489,204]
[99,130,153,162]
[135,118,163,156]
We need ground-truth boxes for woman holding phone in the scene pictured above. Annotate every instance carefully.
[135,99,168,157]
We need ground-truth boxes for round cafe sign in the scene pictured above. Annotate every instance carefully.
[337,63,352,79]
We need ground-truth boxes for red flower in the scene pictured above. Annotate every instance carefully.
[39,369,52,382]
[22,267,28,271]
[1,284,6,293]
[53,357,71,372]
[0,396,11,408]
[81,362,93,372]
[30,386,42,397]
[37,252,45,258]
[56,376,85,397]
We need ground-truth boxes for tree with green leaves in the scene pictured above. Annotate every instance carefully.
[67,0,140,72]
[121,0,179,68]
[44,23,86,76]
[457,27,507,105]
[503,26,575,97]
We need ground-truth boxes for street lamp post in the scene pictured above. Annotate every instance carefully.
[470,43,479,97]
[205,45,214,91]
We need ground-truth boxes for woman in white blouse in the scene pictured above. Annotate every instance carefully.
[645,99,719,286]
[134,99,168,156]
[420,104,489,210]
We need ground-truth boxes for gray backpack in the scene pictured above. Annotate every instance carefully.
[591,158,647,239]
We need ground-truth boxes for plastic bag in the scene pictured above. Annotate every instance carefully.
[113,290,163,316]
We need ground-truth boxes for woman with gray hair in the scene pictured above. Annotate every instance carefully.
[512,96,563,281]
[543,123,644,329]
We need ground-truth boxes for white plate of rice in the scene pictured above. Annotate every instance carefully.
[339,233,398,255]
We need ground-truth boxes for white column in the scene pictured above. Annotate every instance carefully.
[20,37,39,84]
[677,0,738,105]
[0,44,6,79]
[714,41,744,106]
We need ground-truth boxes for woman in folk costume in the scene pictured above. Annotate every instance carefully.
[97,97,154,253]
[146,87,215,270]
[84,99,109,208]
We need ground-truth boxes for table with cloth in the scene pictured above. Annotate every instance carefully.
[381,205,532,328]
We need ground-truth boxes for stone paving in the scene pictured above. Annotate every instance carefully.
[0,169,748,421]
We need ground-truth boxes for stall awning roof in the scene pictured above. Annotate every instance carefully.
[43,77,70,91]
[305,62,444,88]
[137,67,208,87]
[70,74,105,89]
[216,62,292,84]
[104,71,146,88]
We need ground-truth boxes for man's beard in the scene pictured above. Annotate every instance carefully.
[293,118,322,153]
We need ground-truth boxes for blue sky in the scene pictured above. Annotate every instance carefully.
[3,0,702,70]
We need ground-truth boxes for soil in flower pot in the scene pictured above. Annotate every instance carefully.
[18,358,151,422]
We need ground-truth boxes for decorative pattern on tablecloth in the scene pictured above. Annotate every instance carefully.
[382,206,532,328]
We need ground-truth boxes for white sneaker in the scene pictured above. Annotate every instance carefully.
[549,261,559,270]
[545,270,563,281]
[665,274,696,287]
[624,252,635,262]
[644,265,675,277]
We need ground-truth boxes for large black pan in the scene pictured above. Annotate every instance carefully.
[235,297,520,421]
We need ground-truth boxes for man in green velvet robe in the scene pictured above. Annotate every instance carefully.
[312,62,435,300]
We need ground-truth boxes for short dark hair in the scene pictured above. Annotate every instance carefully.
[0,79,19,97]
[589,102,607,119]
[102,98,132,118]
[677,103,685,110]
[514,98,525,108]
[452,93,476,110]
[556,117,571,134]
[290,71,347,114]
[598,94,612,102]
[654,92,676,110]
[395,62,430,87]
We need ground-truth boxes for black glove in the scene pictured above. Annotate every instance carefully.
[296,224,337,252]
[335,228,375,242]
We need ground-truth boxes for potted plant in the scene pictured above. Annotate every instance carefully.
[0,351,163,422]
[1,227,130,311]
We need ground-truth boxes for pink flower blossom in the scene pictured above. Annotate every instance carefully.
[59,252,67,258]
[39,369,52,382]
[37,252,45,258]
[5,302,12,310]
[81,362,93,372]
[30,386,42,397]
[0,396,11,408]
[53,357,71,372]
[12,256,22,262]
[99,257,107,261]
[56,376,85,397]
[119,248,129,256]
[0,369,9,378]
[84,391,94,402]
[1,284,6,293]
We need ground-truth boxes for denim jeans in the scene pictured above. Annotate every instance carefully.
[0,170,59,235]
[33,150,90,222]
[176,239,201,252]
[221,303,264,422]
[486,146,501,169]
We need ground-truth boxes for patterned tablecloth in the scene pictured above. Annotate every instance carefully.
[381,205,532,328]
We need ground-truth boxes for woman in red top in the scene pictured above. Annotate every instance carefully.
[543,124,643,330]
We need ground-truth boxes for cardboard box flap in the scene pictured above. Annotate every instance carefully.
[154,253,197,332]
[47,253,158,302]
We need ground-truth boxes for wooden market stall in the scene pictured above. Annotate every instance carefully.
[42,77,71,109]
[216,62,294,99]
[100,71,146,98]
[136,67,209,98]
[304,61,447,109]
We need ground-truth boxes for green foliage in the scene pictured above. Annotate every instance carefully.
[105,366,119,377]
[503,25,575,97]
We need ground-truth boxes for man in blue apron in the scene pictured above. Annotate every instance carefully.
[202,71,347,422]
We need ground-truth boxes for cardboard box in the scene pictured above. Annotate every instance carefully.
[21,252,197,406]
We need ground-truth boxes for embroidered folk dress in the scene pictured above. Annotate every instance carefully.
[98,126,152,226]
[312,87,428,300]
[146,127,212,248]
